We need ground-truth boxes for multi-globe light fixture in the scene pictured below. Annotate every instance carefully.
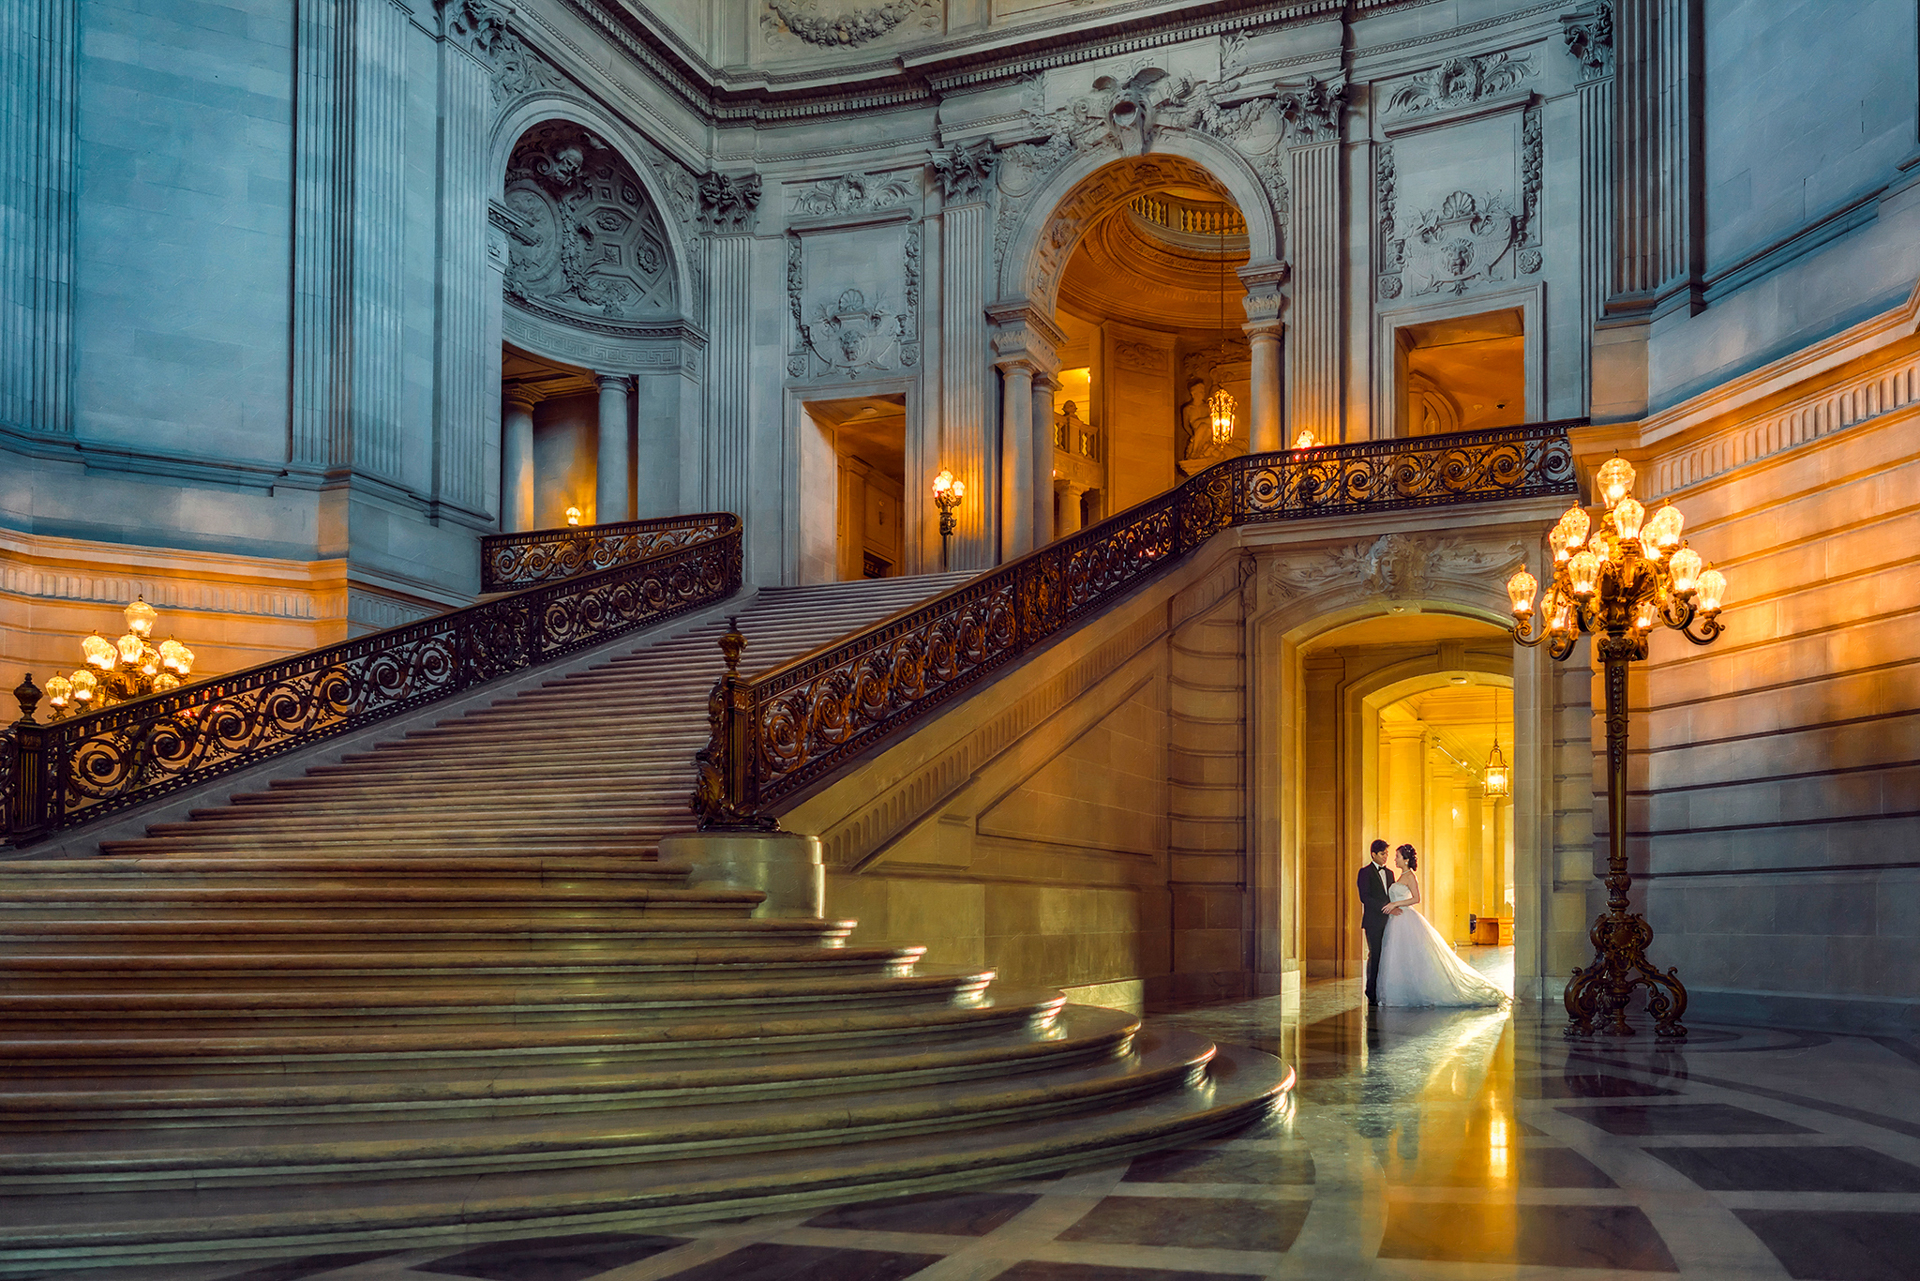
[41,598,196,720]
[1503,455,1727,1038]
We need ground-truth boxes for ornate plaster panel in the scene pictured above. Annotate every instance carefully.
[1268,534,1527,605]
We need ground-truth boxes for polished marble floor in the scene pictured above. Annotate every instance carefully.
[23,957,1920,1281]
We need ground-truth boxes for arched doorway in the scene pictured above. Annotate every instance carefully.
[992,136,1289,560]
[491,115,699,532]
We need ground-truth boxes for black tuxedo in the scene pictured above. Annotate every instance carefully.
[1357,860,1397,1001]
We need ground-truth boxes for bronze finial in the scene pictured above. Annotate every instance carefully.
[718,618,746,674]
[12,673,42,725]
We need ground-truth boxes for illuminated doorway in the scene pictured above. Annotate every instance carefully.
[797,395,908,583]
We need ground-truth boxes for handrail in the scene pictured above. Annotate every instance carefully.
[691,422,1580,829]
[2,515,742,847]
[479,513,735,593]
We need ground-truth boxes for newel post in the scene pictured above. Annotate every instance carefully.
[690,619,778,832]
[7,675,49,845]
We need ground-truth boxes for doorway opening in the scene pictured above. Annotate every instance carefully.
[501,344,614,530]
[1397,307,1525,437]
[799,395,907,583]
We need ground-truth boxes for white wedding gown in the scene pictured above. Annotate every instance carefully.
[1376,881,1509,1007]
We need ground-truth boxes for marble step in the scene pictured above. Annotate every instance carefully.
[0,968,995,1031]
[0,1004,1132,1126]
[0,916,856,955]
[0,989,1069,1070]
[99,833,667,856]
[0,944,924,992]
[0,1023,1207,1192]
[0,885,765,924]
[0,1040,1284,1273]
[155,810,692,833]
[2,857,690,887]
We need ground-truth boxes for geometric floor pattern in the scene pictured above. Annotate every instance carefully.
[26,954,1920,1281]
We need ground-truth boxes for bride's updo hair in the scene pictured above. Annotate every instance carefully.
[1396,844,1418,869]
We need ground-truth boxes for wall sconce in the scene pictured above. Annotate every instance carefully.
[42,597,196,720]
[1293,427,1319,450]
[931,468,965,570]
[564,506,582,527]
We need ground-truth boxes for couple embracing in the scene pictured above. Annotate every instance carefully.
[1357,838,1507,1008]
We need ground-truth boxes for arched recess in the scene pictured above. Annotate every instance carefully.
[1242,524,1574,1006]
[996,133,1285,314]
[486,97,704,530]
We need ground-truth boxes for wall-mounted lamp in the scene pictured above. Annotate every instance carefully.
[931,468,965,570]
[565,506,582,527]
[1293,427,1319,450]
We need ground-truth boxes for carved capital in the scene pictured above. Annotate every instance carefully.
[931,139,998,204]
[699,171,762,233]
[437,0,506,58]
[1562,3,1616,81]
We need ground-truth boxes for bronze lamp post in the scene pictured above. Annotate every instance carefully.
[1505,456,1728,1039]
[931,468,965,570]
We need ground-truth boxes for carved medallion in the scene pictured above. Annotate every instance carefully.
[804,288,905,378]
[504,122,676,325]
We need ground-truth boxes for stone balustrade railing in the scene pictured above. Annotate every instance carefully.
[692,421,1580,830]
[2,516,742,847]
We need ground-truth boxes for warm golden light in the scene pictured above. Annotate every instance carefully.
[1614,497,1646,542]
[1207,387,1236,447]
[81,633,116,671]
[1505,568,1537,616]
[1292,427,1318,450]
[124,597,158,638]
[159,638,194,675]
[70,668,98,702]
[44,674,72,709]
[564,506,582,527]
[932,468,953,496]
[116,633,144,665]
[1695,568,1727,613]
[1645,504,1684,550]
[1597,455,1637,506]
[1558,505,1590,548]
[153,672,181,693]
[1567,549,1602,598]
[1483,741,1510,799]
[1669,546,1702,594]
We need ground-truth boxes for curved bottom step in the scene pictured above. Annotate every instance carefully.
[0,1042,1292,1276]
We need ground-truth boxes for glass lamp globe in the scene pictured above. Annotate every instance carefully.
[81,634,116,671]
[1669,547,1703,594]
[1596,456,1637,506]
[159,639,193,675]
[1505,568,1537,617]
[124,597,158,638]
[45,674,72,709]
[1558,505,1591,548]
[70,668,99,702]
[117,633,144,665]
[1614,498,1646,541]
[1207,388,1236,447]
[1483,742,1511,799]
[1695,568,1728,613]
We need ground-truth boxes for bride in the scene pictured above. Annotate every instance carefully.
[1376,844,1509,1008]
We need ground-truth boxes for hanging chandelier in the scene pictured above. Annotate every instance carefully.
[42,597,196,720]
[1483,688,1510,798]
[1210,205,1236,447]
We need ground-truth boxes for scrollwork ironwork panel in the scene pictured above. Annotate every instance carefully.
[480,513,736,592]
[5,520,741,844]
[695,422,1578,830]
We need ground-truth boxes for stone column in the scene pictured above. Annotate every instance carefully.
[697,173,761,530]
[595,373,630,525]
[1466,783,1487,931]
[1384,723,1427,851]
[1031,371,1056,546]
[0,0,77,436]
[1240,264,1288,453]
[1287,141,1342,442]
[1056,482,1086,536]
[997,360,1035,558]
[502,386,538,533]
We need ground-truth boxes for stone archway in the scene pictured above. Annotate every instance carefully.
[490,112,702,532]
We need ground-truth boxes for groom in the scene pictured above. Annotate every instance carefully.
[1357,838,1396,1006]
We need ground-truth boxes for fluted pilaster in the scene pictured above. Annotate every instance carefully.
[0,0,77,437]
[1286,142,1341,441]
[704,232,753,518]
[433,21,495,517]
[1610,0,1702,317]
[939,201,992,567]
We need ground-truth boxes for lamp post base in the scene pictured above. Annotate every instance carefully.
[1564,910,1689,1039]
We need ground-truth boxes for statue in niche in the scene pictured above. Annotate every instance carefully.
[504,121,676,323]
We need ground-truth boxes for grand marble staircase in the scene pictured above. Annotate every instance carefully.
[0,573,1289,1273]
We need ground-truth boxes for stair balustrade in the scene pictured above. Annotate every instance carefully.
[480,512,736,592]
[3,514,741,846]
[693,421,1580,829]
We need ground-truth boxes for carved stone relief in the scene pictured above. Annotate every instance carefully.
[698,172,762,233]
[1114,341,1169,373]
[1269,534,1526,603]
[931,139,997,204]
[437,0,565,104]
[762,0,938,49]
[784,220,920,380]
[1378,101,1543,299]
[1177,337,1250,470]
[503,122,676,327]
[787,171,916,217]
[1561,3,1616,81]
[1383,51,1537,118]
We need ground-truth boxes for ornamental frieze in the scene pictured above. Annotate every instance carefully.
[761,0,939,49]
[1383,51,1537,118]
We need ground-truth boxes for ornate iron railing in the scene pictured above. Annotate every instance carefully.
[479,512,737,593]
[2,516,741,846]
[693,422,1579,829]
